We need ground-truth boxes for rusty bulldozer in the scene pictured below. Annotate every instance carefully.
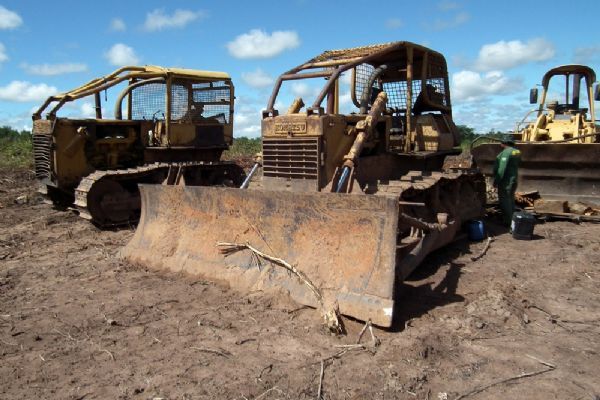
[122,42,486,327]
[472,65,600,211]
[32,66,245,226]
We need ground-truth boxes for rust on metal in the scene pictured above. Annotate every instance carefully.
[122,185,400,327]
[124,41,486,327]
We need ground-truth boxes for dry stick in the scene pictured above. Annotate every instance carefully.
[334,344,366,349]
[367,321,380,346]
[315,344,371,398]
[217,242,342,333]
[254,386,281,400]
[356,320,369,344]
[355,320,380,347]
[190,346,231,358]
[101,348,115,361]
[470,236,493,261]
[525,354,556,369]
[218,242,321,303]
[527,304,573,332]
[319,346,365,364]
[454,357,556,400]
[53,328,76,341]
[257,364,273,382]
[317,360,325,400]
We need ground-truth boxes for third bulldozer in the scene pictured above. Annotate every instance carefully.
[472,65,600,209]
[122,41,486,327]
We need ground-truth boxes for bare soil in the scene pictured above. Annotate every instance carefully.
[1,168,599,400]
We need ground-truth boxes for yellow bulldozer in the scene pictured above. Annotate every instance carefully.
[122,42,486,327]
[472,65,600,210]
[32,66,245,226]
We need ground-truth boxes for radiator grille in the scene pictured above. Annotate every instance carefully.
[32,119,54,181]
[262,137,320,180]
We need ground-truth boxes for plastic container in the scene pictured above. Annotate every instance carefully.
[511,212,535,240]
[467,220,485,241]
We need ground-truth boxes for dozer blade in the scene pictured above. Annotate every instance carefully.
[122,184,400,327]
[472,143,600,206]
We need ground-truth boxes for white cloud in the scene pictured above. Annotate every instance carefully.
[234,104,260,137]
[0,81,58,102]
[474,38,555,71]
[0,110,34,131]
[339,92,353,105]
[452,70,523,102]
[0,6,22,30]
[290,82,312,98]
[338,91,356,114]
[235,111,261,137]
[0,42,7,63]
[233,95,269,138]
[430,11,469,30]
[80,102,96,118]
[573,45,600,64]
[21,62,88,76]
[110,18,126,32]
[286,82,322,102]
[227,29,300,59]
[241,68,274,88]
[454,100,531,133]
[385,18,403,29]
[143,9,204,31]
[105,43,139,66]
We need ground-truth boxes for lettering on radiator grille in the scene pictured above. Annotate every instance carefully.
[274,122,307,134]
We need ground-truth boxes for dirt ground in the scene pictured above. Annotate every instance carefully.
[1,168,599,400]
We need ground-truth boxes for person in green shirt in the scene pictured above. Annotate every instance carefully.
[493,139,521,226]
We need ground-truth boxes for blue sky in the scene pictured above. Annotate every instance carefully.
[0,0,598,137]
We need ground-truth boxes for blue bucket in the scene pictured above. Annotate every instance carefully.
[467,220,485,241]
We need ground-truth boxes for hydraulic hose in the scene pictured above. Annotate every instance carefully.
[336,91,388,193]
[335,167,351,193]
[359,65,388,114]
[240,155,262,189]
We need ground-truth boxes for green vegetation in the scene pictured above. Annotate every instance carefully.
[0,126,33,168]
[223,136,261,159]
[457,125,510,151]
[0,123,510,169]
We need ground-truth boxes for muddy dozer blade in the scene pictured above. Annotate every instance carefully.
[472,143,600,206]
[122,185,400,327]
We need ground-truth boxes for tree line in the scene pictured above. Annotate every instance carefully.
[0,126,32,168]
[0,125,507,169]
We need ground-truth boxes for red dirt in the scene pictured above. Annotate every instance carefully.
[1,167,599,399]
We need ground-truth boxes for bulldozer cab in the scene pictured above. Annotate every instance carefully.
[519,65,599,142]
[32,66,235,189]
[123,41,486,328]
[33,66,234,148]
[126,75,234,149]
[533,65,596,116]
[260,41,460,192]
[471,65,600,207]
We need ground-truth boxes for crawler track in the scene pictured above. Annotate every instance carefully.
[69,161,245,227]
[377,168,486,281]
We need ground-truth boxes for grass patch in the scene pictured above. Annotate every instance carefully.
[0,126,33,169]
[223,136,261,159]
[457,125,510,152]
